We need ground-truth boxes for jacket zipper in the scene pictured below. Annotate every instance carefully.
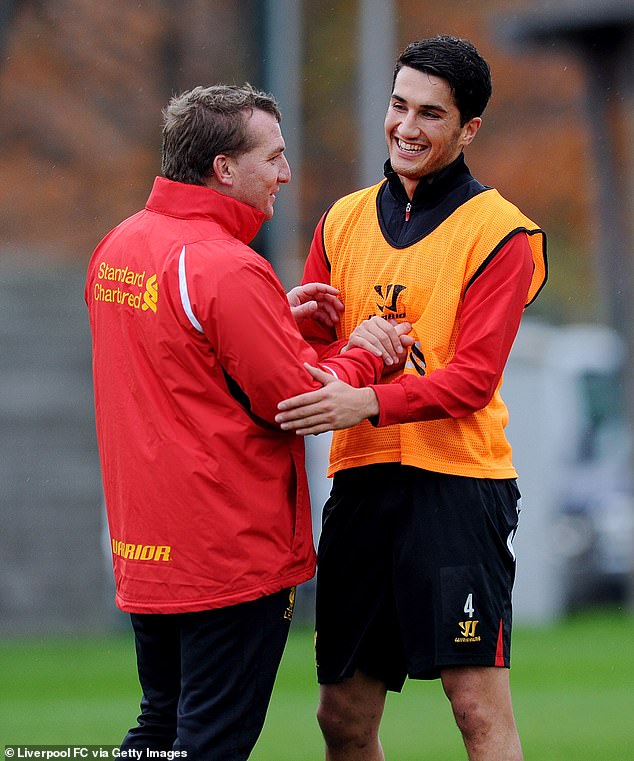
[405,202,411,222]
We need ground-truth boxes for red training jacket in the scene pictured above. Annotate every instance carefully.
[85,177,382,614]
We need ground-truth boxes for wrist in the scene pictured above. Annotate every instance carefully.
[363,387,379,418]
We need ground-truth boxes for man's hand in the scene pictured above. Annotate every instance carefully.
[275,363,379,435]
[287,283,344,326]
[343,316,415,366]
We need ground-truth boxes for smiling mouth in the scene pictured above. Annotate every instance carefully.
[396,138,426,154]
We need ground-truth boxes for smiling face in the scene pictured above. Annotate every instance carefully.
[384,66,481,198]
[221,108,291,220]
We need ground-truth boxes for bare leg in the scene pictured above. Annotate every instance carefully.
[317,670,388,761]
[441,666,523,761]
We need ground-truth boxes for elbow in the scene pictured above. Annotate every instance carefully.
[473,383,498,412]
[450,376,498,418]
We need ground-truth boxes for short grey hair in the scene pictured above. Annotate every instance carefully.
[161,83,281,185]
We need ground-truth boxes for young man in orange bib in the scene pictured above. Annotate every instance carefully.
[276,36,547,761]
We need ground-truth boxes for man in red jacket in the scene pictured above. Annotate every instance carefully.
[85,83,407,760]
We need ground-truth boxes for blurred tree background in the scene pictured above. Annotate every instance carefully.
[0,0,599,322]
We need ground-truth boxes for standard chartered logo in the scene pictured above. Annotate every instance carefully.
[142,274,158,313]
[94,261,158,314]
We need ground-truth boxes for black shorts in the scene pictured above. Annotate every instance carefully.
[315,464,521,691]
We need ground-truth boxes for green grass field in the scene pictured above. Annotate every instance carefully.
[1,608,632,759]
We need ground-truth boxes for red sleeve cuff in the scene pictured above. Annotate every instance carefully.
[371,381,410,427]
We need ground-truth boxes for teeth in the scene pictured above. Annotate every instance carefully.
[397,139,424,153]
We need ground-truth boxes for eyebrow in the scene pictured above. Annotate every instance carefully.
[269,143,285,156]
[390,93,448,115]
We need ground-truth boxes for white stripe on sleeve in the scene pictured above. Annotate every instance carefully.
[321,365,339,379]
[178,245,203,333]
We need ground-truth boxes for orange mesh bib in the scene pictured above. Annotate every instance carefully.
[324,182,546,478]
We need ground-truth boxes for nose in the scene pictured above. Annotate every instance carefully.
[279,155,291,184]
[398,110,420,139]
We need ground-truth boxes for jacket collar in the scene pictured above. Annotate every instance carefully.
[145,176,266,244]
[383,153,473,206]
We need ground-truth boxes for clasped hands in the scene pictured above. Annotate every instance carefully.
[276,315,414,435]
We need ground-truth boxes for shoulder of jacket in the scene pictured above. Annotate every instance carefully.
[182,237,269,274]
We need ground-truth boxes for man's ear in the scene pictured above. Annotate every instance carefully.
[461,117,482,149]
[212,154,233,187]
